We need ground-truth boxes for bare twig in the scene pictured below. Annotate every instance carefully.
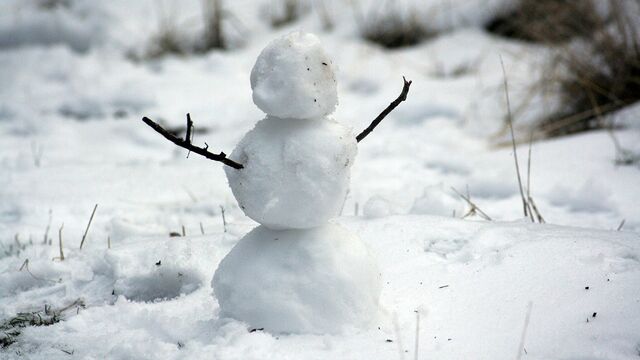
[142,114,243,169]
[356,77,412,142]
[185,113,193,158]
[200,222,205,235]
[79,204,98,250]
[451,187,492,221]
[500,56,533,221]
[617,219,625,231]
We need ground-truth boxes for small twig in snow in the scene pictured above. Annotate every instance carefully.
[356,77,412,142]
[617,219,625,231]
[220,205,227,233]
[79,204,98,250]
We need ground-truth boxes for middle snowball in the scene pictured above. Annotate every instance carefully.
[225,117,357,229]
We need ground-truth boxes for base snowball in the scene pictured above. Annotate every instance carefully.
[212,223,381,334]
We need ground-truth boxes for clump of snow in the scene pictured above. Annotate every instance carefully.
[363,195,394,218]
[212,223,381,334]
[225,116,357,229]
[411,185,466,216]
[250,31,338,120]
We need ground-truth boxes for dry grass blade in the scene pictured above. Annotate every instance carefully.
[528,196,545,223]
[57,223,65,261]
[451,187,492,221]
[500,56,534,221]
[1,298,85,348]
[79,204,98,250]
[43,209,52,245]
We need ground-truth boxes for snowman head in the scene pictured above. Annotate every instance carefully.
[250,31,338,120]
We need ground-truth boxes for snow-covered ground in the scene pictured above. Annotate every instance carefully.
[1,1,639,359]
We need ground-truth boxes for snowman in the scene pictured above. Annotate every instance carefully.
[142,31,411,334]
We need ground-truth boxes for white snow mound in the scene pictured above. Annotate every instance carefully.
[212,223,381,334]
[250,31,338,119]
[225,116,357,229]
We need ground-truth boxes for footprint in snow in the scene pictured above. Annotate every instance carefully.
[114,267,202,302]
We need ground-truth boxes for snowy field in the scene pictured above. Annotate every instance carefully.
[1,1,639,359]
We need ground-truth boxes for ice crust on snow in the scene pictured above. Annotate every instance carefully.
[225,116,357,229]
[250,32,338,120]
[212,223,381,334]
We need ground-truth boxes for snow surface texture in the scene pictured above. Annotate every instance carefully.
[250,31,338,120]
[225,115,357,230]
[212,223,381,334]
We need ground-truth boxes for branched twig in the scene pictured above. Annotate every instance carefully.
[79,204,98,250]
[451,187,492,221]
[142,114,243,169]
[500,56,533,221]
[356,77,412,142]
